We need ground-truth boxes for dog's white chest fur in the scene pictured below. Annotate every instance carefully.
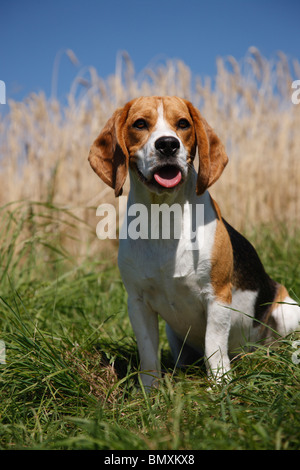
[118,185,217,350]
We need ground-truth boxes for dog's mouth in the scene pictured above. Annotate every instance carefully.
[153,165,182,188]
[134,163,184,192]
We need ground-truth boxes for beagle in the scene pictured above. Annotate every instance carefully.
[89,96,300,387]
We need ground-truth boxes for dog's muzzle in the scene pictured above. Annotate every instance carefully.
[152,136,182,188]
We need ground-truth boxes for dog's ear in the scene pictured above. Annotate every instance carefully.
[88,102,132,197]
[184,101,228,195]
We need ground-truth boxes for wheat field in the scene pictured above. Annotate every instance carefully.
[0,48,299,256]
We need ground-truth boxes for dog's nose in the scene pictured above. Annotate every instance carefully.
[155,136,180,157]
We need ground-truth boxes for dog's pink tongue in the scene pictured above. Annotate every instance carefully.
[154,167,182,188]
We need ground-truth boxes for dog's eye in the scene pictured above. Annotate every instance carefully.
[177,118,191,129]
[133,119,148,129]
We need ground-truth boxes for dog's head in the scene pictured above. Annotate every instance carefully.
[88,96,228,196]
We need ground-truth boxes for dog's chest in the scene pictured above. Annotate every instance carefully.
[118,215,217,343]
[140,253,210,338]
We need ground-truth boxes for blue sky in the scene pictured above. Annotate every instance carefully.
[1,0,299,103]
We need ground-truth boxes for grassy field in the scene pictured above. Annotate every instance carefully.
[0,49,299,450]
[0,202,299,450]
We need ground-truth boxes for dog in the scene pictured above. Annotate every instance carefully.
[89,96,300,388]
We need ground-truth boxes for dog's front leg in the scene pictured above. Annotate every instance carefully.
[127,296,160,389]
[205,299,231,381]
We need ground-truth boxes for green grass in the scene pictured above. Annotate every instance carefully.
[0,202,299,450]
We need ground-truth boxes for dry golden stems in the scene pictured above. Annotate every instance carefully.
[0,49,299,258]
